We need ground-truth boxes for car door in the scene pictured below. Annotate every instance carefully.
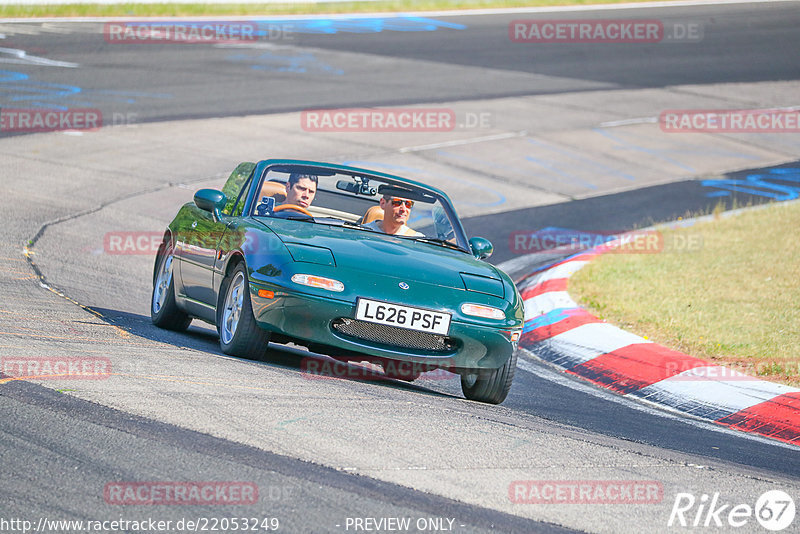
[177,162,255,317]
[177,204,225,315]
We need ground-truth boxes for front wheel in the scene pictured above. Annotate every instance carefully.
[217,263,270,360]
[460,349,518,404]
[151,241,191,331]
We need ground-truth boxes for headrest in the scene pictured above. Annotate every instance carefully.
[361,205,384,225]
[260,181,287,203]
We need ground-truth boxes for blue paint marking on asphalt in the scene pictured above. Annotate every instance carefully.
[0,69,172,109]
[593,127,764,175]
[436,148,599,191]
[341,160,506,208]
[525,137,636,182]
[0,70,27,83]
[701,167,800,200]
[252,16,466,35]
[523,308,582,333]
[0,70,80,109]
[116,17,465,40]
[592,128,697,173]
[90,89,173,103]
[524,155,598,190]
[434,150,537,183]
[773,168,800,176]
[225,52,344,75]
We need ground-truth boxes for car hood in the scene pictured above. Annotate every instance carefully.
[258,219,504,294]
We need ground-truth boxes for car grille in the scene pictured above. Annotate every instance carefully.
[331,318,457,353]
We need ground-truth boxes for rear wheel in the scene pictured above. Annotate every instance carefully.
[151,241,191,331]
[218,263,270,360]
[460,349,518,404]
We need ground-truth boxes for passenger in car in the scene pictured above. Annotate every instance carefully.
[364,195,424,237]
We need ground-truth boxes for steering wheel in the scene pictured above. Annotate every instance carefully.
[273,204,313,217]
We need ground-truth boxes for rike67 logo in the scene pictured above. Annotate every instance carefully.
[668,490,795,531]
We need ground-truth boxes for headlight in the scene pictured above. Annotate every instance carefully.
[291,274,344,292]
[460,303,505,320]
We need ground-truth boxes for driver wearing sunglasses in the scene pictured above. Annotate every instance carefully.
[364,195,424,237]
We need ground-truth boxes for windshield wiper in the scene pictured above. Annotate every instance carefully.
[411,236,465,252]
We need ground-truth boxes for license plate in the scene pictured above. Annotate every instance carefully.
[355,298,451,335]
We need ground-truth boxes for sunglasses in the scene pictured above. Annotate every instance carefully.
[390,198,414,208]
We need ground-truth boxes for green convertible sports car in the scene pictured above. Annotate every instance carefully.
[151,159,524,403]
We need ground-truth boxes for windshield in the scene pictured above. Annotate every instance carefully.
[250,165,469,252]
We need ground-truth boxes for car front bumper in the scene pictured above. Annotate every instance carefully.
[249,282,518,372]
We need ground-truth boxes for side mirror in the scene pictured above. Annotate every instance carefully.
[194,189,227,221]
[469,237,493,260]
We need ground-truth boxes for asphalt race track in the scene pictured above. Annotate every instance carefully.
[2,2,800,533]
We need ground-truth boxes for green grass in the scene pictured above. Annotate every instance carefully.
[570,201,800,386]
[0,0,675,19]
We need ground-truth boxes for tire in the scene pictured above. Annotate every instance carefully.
[151,241,192,331]
[217,263,270,360]
[460,349,518,404]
